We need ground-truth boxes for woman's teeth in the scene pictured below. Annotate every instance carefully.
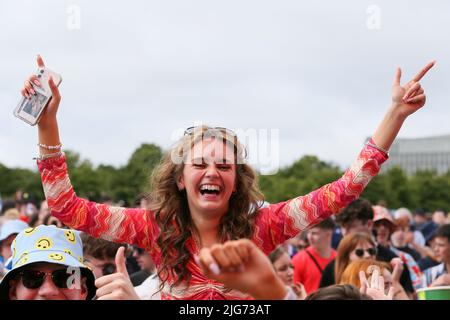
[199,184,221,195]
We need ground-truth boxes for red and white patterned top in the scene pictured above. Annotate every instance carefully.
[38,140,388,299]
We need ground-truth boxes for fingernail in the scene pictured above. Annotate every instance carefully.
[30,88,36,95]
[209,263,220,275]
[34,79,40,86]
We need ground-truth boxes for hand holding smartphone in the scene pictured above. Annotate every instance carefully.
[14,63,62,126]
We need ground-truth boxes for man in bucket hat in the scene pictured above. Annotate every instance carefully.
[0,225,96,300]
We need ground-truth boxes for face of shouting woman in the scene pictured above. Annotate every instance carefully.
[178,137,237,221]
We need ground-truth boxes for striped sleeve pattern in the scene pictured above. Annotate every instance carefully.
[253,141,388,254]
[37,154,159,252]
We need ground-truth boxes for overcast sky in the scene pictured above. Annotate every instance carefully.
[1,0,448,174]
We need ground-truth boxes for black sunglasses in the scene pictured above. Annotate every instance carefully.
[18,269,72,289]
[354,247,377,258]
[133,247,145,255]
[102,263,117,276]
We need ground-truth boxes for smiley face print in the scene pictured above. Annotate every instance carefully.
[64,230,76,244]
[15,256,29,267]
[12,239,17,259]
[35,237,54,250]
[24,227,37,236]
[18,251,29,259]
[48,253,65,262]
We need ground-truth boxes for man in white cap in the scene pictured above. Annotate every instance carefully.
[0,219,29,272]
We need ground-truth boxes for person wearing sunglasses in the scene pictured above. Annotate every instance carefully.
[27,55,436,299]
[332,232,378,285]
[0,225,95,300]
[130,246,160,300]
[129,246,156,286]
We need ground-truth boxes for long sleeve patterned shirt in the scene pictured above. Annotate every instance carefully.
[37,140,388,299]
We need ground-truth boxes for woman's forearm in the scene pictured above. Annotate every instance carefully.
[38,118,61,155]
[371,104,407,152]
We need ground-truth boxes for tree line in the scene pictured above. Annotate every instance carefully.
[1,143,449,212]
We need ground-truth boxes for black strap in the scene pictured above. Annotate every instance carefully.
[305,250,323,273]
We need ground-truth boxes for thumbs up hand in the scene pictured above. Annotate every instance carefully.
[94,246,141,300]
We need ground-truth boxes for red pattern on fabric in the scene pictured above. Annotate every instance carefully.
[38,142,387,299]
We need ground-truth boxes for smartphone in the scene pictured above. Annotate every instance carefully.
[13,66,62,126]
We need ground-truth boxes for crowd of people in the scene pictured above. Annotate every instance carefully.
[1,195,449,300]
[0,56,447,300]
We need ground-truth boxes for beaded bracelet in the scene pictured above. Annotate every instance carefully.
[33,151,63,161]
[37,142,62,150]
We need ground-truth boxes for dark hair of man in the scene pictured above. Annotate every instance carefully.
[315,218,336,230]
[434,224,450,242]
[335,198,373,227]
[81,233,122,260]
[305,284,372,300]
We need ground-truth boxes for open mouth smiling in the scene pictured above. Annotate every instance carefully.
[199,184,222,196]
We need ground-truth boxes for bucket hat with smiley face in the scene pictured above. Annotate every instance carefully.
[0,225,96,300]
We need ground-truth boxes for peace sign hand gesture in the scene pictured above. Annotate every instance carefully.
[391,60,435,118]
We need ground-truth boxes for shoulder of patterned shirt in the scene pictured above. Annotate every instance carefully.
[424,263,446,281]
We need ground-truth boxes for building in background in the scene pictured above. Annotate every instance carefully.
[378,134,450,175]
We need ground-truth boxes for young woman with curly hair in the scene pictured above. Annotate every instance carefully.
[25,55,434,299]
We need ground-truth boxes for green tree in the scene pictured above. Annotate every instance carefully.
[260,155,341,203]
[0,163,43,202]
[114,143,163,205]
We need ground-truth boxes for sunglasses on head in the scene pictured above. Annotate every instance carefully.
[183,126,236,136]
[18,269,72,289]
[354,247,377,258]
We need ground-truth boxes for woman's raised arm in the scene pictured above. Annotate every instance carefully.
[21,56,159,250]
[255,62,436,250]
